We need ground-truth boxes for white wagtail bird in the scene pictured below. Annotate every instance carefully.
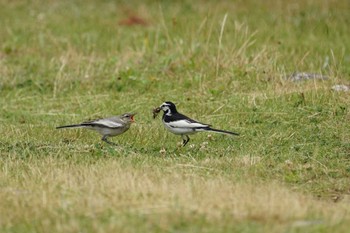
[153,101,239,146]
[56,113,136,145]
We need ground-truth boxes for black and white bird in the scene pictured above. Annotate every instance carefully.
[154,101,239,146]
[56,113,136,145]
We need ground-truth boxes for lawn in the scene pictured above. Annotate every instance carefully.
[0,0,349,232]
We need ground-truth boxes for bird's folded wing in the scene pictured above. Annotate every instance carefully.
[167,120,209,128]
[83,119,123,128]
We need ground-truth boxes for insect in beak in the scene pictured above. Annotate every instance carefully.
[153,107,161,119]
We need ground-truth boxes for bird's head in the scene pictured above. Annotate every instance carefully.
[121,113,136,123]
[159,101,177,115]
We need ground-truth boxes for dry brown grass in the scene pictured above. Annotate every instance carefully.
[1,157,349,232]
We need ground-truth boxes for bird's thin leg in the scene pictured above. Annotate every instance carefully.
[182,135,190,147]
[102,135,117,146]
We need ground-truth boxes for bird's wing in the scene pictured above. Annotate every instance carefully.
[166,112,211,128]
[82,118,123,128]
[167,119,209,129]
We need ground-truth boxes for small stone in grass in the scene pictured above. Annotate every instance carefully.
[331,84,349,92]
[159,148,166,155]
[286,72,328,82]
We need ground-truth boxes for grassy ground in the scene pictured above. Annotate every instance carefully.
[1,0,349,232]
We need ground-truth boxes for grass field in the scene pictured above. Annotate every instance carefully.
[1,0,350,232]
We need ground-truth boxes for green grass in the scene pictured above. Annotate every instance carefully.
[0,0,349,232]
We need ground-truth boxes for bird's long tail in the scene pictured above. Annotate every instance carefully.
[206,128,239,136]
[56,124,84,129]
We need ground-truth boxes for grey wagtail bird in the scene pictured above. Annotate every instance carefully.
[153,101,238,146]
[56,113,136,145]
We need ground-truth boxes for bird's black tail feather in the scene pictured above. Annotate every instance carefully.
[56,124,84,129]
[206,128,239,136]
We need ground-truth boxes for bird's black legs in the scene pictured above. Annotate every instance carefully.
[181,135,190,147]
[102,135,117,146]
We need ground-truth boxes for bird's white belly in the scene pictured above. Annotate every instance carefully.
[164,123,197,135]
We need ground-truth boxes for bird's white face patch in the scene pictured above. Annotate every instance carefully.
[161,105,170,111]
[160,103,171,113]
